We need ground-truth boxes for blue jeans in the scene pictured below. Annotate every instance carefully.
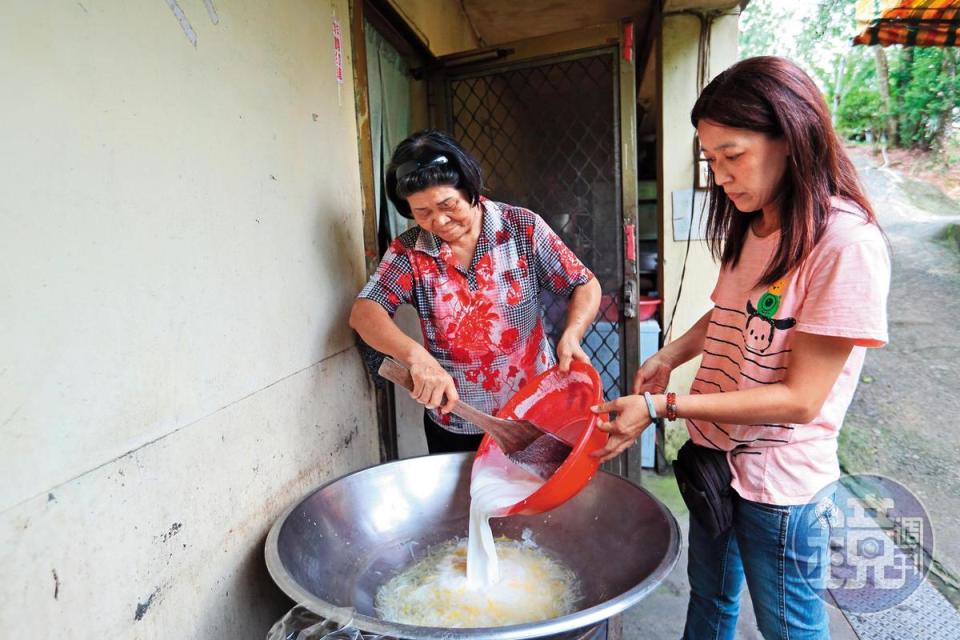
[683,492,832,640]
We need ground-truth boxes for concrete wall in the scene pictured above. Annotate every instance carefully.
[0,1,379,636]
[388,0,480,56]
[658,13,739,414]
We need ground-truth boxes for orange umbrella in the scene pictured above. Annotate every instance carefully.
[853,0,960,46]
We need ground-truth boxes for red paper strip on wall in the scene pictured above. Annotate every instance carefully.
[332,16,343,85]
[623,22,634,63]
[625,223,636,262]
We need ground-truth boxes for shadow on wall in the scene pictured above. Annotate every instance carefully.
[194,532,292,636]
[310,203,369,360]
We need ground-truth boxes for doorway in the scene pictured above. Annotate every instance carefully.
[436,41,648,475]
[442,50,626,404]
[353,8,654,473]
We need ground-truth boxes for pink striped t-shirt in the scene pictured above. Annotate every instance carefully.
[687,199,890,505]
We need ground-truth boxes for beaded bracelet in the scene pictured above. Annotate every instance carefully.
[666,392,678,421]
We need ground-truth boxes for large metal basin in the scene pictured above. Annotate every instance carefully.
[265,453,680,639]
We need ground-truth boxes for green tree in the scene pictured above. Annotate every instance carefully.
[739,0,790,59]
[894,47,956,150]
[740,0,959,156]
[835,50,884,141]
[934,49,957,156]
[874,47,897,145]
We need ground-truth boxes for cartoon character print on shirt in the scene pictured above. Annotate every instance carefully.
[743,277,796,354]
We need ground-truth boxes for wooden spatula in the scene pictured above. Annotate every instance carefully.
[377,357,575,456]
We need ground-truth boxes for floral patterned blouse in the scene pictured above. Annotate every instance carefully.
[358,198,594,433]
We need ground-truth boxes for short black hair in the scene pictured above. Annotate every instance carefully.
[386,130,483,219]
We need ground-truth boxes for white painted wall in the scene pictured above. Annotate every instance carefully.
[0,1,378,635]
[659,12,739,420]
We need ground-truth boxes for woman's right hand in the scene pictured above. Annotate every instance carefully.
[632,353,673,395]
[590,395,655,462]
[407,354,459,415]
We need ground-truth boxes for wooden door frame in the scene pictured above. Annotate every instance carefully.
[350,0,433,281]
[347,0,433,462]
[618,19,641,480]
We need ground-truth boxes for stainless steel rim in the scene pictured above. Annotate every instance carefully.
[264,453,681,640]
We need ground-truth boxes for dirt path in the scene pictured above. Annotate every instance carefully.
[842,146,960,598]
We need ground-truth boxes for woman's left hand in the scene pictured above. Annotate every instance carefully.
[589,396,654,463]
[556,330,591,372]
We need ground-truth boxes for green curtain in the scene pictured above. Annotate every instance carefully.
[365,21,412,250]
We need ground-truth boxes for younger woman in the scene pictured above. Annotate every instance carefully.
[592,57,890,639]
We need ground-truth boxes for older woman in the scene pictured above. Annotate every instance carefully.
[350,130,601,454]
[592,57,890,639]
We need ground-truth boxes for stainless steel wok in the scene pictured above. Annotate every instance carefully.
[265,453,680,639]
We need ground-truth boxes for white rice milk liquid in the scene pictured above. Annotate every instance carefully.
[375,447,580,627]
[466,455,544,585]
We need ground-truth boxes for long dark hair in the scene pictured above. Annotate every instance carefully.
[386,130,483,219]
[691,56,877,285]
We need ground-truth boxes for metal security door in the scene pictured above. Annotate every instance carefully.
[444,49,626,403]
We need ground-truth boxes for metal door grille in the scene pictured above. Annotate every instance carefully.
[447,50,624,400]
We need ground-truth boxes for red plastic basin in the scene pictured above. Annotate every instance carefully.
[474,361,609,516]
[637,296,661,320]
